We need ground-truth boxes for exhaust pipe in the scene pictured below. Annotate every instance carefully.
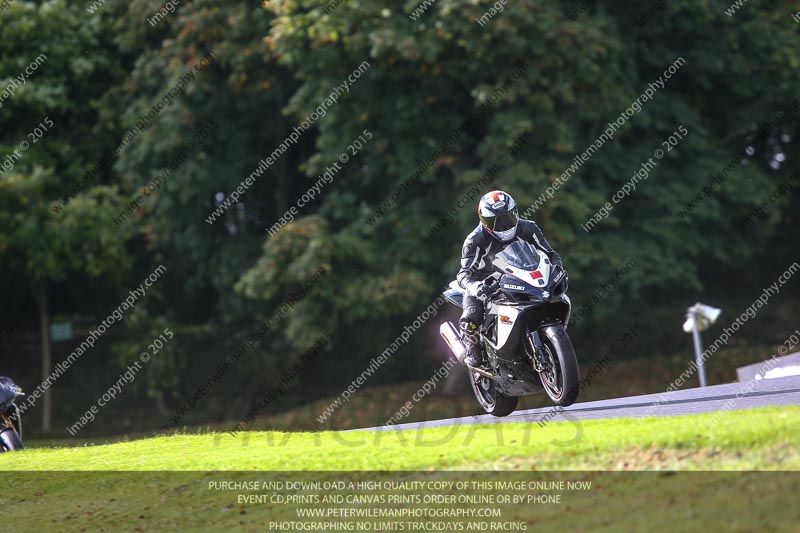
[440,321,498,380]
[440,321,466,363]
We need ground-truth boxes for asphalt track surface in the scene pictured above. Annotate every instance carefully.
[362,374,800,431]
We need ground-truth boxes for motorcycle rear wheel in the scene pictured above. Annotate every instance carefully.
[469,371,519,417]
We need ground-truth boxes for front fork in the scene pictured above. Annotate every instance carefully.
[2,406,21,437]
[527,330,551,373]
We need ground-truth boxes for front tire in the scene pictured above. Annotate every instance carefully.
[538,324,580,407]
[0,427,23,452]
[468,371,519,417]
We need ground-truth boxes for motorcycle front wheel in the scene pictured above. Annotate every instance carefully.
[0,427,23,452]
[538,324,580,407]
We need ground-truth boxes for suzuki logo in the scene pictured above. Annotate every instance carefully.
[542,291,550,298]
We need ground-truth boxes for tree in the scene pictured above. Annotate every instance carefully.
[262,0,800,315]
[0,0,135,430]
[0,170,132,430]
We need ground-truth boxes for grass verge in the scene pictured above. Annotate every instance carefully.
[3,407,799,531]
[3,406,798,471]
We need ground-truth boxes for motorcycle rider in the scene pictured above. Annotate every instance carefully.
[457,190,564,367]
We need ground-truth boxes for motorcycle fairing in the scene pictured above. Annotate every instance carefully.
[501,257,551,289]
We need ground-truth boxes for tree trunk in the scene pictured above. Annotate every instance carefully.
[273,92,289,215]
[34,279,52,433]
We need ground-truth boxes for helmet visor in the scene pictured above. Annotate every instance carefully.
[492,209,518,241]
[493,209,519,233]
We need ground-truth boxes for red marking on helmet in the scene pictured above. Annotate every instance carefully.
[489,191,503,203]
[530,271,543,280]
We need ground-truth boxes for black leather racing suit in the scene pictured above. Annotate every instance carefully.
[457,219,563,330]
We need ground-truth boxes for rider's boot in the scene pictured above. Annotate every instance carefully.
[460,321,485,367]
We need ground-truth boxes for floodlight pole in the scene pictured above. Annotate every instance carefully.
[690,316,708,387]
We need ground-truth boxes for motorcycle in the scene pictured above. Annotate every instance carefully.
[0,376,24,451]
[439,239,580,416]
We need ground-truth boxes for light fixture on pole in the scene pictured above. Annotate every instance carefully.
[682,303,722,387]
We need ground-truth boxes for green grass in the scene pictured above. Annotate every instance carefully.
[4,407,799,531]
[4,406,799,471]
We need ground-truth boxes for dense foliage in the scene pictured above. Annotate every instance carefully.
[0,0,797,433]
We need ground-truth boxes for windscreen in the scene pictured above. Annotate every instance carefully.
[493,240,541,270]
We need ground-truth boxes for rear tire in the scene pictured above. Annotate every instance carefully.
[0,427,23,452]
[468,371,519,417]
[538,324,580,407]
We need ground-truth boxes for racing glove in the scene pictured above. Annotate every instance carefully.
[468,278,499,300]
